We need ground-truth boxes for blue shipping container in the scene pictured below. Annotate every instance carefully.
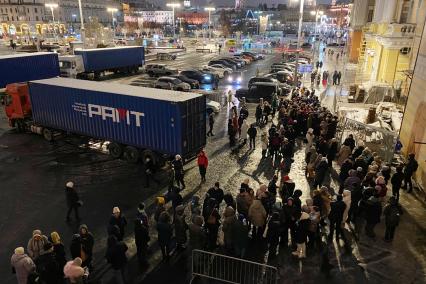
[28,78,206,158]
[74,46,145,72]
[0,52,59,88]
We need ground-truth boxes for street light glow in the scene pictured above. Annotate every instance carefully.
[107,7,118,13]
[166,3,181,8]
[204,7,216,11]
[45,3,58,8]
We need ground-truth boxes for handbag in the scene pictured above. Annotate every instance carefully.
[207,209,217,225]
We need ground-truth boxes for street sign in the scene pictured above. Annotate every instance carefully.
[298,64,313,73]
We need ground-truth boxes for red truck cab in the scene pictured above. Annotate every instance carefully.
[4,83,32,129]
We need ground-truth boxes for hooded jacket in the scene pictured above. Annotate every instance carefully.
[11,253,35,284]
[222,207,237,247]
[248,200,267,227]
[63,260,84,283]
[27,230,49,260]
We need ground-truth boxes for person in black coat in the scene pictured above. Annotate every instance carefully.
[36,242,62,284]
[49,231,66,276]
[281,198,298,247]
[339,159,353,186]
[327,138,338,167]
[156,212,173,260]
[65,181,81,222]
[292,211,310,258]
[247,124,257,149]
[391,166,404,202]
[364,195,382,238]
[328,195,346,241]
[207,182,224,208]
[223,193,236,210]
[266,212,282,259]
[402,153,418,193]
[255,103,263,125]
[172,155,186,189]
[105,235,128,283]
[134,219,150,265]
[314,157,329,188]
[108,207,127,241]
[204,198,221,249]
[79,224,94,268]
[343,134,356,151]
[69,234,82,260]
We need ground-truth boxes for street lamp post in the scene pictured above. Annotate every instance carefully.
[45,3,58,23]
[77,0,85,46]
[167,3,181,38]
[310,9,323,62]
[204,7,215,39]
[107,8,118,30]
[293,0,304,87]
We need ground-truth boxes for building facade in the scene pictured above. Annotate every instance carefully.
[349,0,426,89]
[399,19,426,194]
[0,0,116,36]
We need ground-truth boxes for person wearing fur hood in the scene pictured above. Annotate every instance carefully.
[63,257,86,284]
[27,229,49,260]
[11,247,35,284]
[222,206,237,251]
[248,199,267,239]
[292,211,310,259]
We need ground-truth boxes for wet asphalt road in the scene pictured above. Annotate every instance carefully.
[1,50,426,284]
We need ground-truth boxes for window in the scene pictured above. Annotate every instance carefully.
[10,8,12,13]
[400,0,411,23]
[11,16,14,21]
[36,16,38,20]
[27,8,29,12]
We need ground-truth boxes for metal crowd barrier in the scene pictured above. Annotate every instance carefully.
[190,249,278,284]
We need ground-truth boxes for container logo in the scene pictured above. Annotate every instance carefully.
[87,104,145,127]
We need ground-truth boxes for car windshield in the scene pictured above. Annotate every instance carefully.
[173,78,182,84]
[248,85,276,97]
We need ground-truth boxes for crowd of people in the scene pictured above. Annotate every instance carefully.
[10,85,418,283]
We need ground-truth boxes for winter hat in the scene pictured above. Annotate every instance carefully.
[66,181,74,188]
[73,257,83,266]
[193,215,204,226]
[112,207,120,214]
[321,157,328,162]
[175,154,182,160]
[14,247,24,255]
[283,175,290,182]
[308,128,314,134]
[357,167,363,172]
[156,196,165,205]
[293,189,303,197]
[32,229,42,238]
[50,232,61,244]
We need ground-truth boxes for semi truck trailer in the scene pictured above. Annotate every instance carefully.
[4,78,206,165]
[0,52,60,88]
[59,46,145,80]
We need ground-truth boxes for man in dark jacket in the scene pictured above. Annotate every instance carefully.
[232,214,249,258]
[328,195,346,241]
[207,112,215,136]
[108,207,127,241]
[65,181,80,222]
[156,212,173,260]
[364,195,382,238]
[174,205,188,250]
[402,153,418,193]
[383,196,403,242]
[36,243,62,284]
[134,218,150,265]
[247,124,257,149]
[106,235,128,284]
[391,165,404,201]
[343,134,356,151]
[255,103,263,126]
[207,182,224,207]
[79,224,94,268]
[172,155,185,189]
[189,215,207,251]
[314,157,329,188]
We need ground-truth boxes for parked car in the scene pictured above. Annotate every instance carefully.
[200,65,226,79]
[208,64,233,77]
[154,76,191,91]
[180,69,219,88]
[208,60,236,70]
[156,52,177,60]
[235,54,254,63]
[206,98,221,113]
[228,57,246,66]
[145,64,178,77]
[236,82,280,103]
[248,76,277,88]
[227,71,243,84]
[169,74,200,89]
[233,55,251,65]
[219,58,242,68]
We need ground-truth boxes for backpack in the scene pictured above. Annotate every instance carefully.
[387,205,401,226]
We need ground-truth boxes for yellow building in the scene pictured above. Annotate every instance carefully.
[349,0,426,90]
[399,20,426,192]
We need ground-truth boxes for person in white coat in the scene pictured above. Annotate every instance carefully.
[240,119,249,144]
[261,131,269,157]
[342,189,351,227]
[306,128,315,152]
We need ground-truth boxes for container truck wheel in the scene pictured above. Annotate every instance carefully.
[43,128,53,141]
[109,142,123,158]
[124,146,140,163]
[141,150,158,166]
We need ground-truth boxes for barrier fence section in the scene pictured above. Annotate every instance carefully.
[190,249,278,284]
